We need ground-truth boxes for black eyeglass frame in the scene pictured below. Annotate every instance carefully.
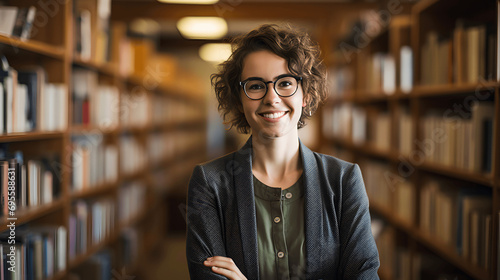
[239,74,303,100]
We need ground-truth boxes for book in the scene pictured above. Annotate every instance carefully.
[470,102,494,173]
[400,46,413,93]
[17,67,46,132]
[0,7,18,37]
[11,6,36,40]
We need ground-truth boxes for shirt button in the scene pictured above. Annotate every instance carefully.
[277,251,285,258]
[285,192,293,199]
[274,217,281,223]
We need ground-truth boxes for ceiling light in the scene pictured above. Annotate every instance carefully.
[177,17,227,40]
[199,43,232,63]
[158,0,218,3]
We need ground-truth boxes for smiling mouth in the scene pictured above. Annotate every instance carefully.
[259,111,287,119]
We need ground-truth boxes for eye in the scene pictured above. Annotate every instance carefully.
[278,81,293,87]
[249,84,265,90]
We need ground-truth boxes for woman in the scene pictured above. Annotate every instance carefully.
[186,24,380,280]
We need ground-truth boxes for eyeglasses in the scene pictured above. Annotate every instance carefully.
[239,74,302,100]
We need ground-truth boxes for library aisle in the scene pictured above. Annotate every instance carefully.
[0,0,499,279]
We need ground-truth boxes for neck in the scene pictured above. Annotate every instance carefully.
[251,133,302,187]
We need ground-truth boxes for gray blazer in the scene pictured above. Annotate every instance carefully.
[186,137,380,279]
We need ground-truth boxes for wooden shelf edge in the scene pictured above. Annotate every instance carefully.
[412,82,499,97]
[72,57,118,76]
[0,199,65,231]
[0,131,65,143]
[67,231,119,270]
[0,35,65,59]
[417,160,495,187]
[70,182,117,199]
[370,203,491,280]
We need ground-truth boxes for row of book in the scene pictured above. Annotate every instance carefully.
[72,68,119,129]
[119,135,147,176]
[324,104,392,152]
[152,95,206,125]
[374,222,491,280]
[120,90,151,128]
[0,150,60,216]
[68,227,140,280]
[323,100,495,174]
[1,58,68,134]
[360,160,392,208]
[421,101,494,173]
[421,22,495,86]
[0,6,36,40]
[398,109,413,156]
[118,182,146,224]
[69,198,115,260]
[420,180,492,269]
[0,225,66,280]
[148,130,206,165]
[363,47,413,95]
[71,134,118,192]
[327,66,354,99]
[73,0,112,64]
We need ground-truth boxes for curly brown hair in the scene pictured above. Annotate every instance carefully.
[211,23,328,134]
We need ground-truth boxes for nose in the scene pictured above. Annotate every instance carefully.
[262,81,280,104]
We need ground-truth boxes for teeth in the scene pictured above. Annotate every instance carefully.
[262,112,286,119]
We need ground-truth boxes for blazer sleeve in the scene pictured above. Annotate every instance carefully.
[338,164,380,280]
[186,165,228,279]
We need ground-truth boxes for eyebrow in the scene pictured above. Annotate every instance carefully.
[241,73,291,81]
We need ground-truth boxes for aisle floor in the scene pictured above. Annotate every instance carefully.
[145,235,190,280]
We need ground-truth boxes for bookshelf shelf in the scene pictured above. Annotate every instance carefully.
[370,202,490,280]
[0,199,65,232]
[70,182,117,199]
[0,35,65,59]
[418,161,495,187]
[67,230,120,271]
[0,131,65,143]
[72,57,118,77]
[412,82,500,97]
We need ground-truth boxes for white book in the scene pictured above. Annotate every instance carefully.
[4,74,13,133]
[55,84,68,131]
[57,226,67,272]
[0,7,18,36]
[28,160,39,207]
[0,82,4,133]
[14,83,27,133]
[382,55,395,94]
[45,235,54,277]
[79,10,92,60]
[42,171,53,204]
[400,46,413,93]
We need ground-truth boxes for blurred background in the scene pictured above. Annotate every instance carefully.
[0,0,498,279]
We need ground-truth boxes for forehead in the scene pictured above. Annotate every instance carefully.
[241,50,289,80]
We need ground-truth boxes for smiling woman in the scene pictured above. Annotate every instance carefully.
[186,24,380,280]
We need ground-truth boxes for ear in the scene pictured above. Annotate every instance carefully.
[302,95,309,108]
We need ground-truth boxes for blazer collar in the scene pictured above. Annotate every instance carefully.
[233,136,322,279]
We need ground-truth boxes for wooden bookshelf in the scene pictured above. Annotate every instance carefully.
[322,0,499,279]
[0,0,207,279]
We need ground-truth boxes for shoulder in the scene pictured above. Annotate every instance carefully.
[308,150,360,179]
[312,151,356,170]
[189,151,239,187]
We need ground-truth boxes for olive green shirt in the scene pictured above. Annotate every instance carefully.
[253,175,306,280]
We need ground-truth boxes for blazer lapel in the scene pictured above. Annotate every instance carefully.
[300,141,323,278]
[233,137,259,279]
